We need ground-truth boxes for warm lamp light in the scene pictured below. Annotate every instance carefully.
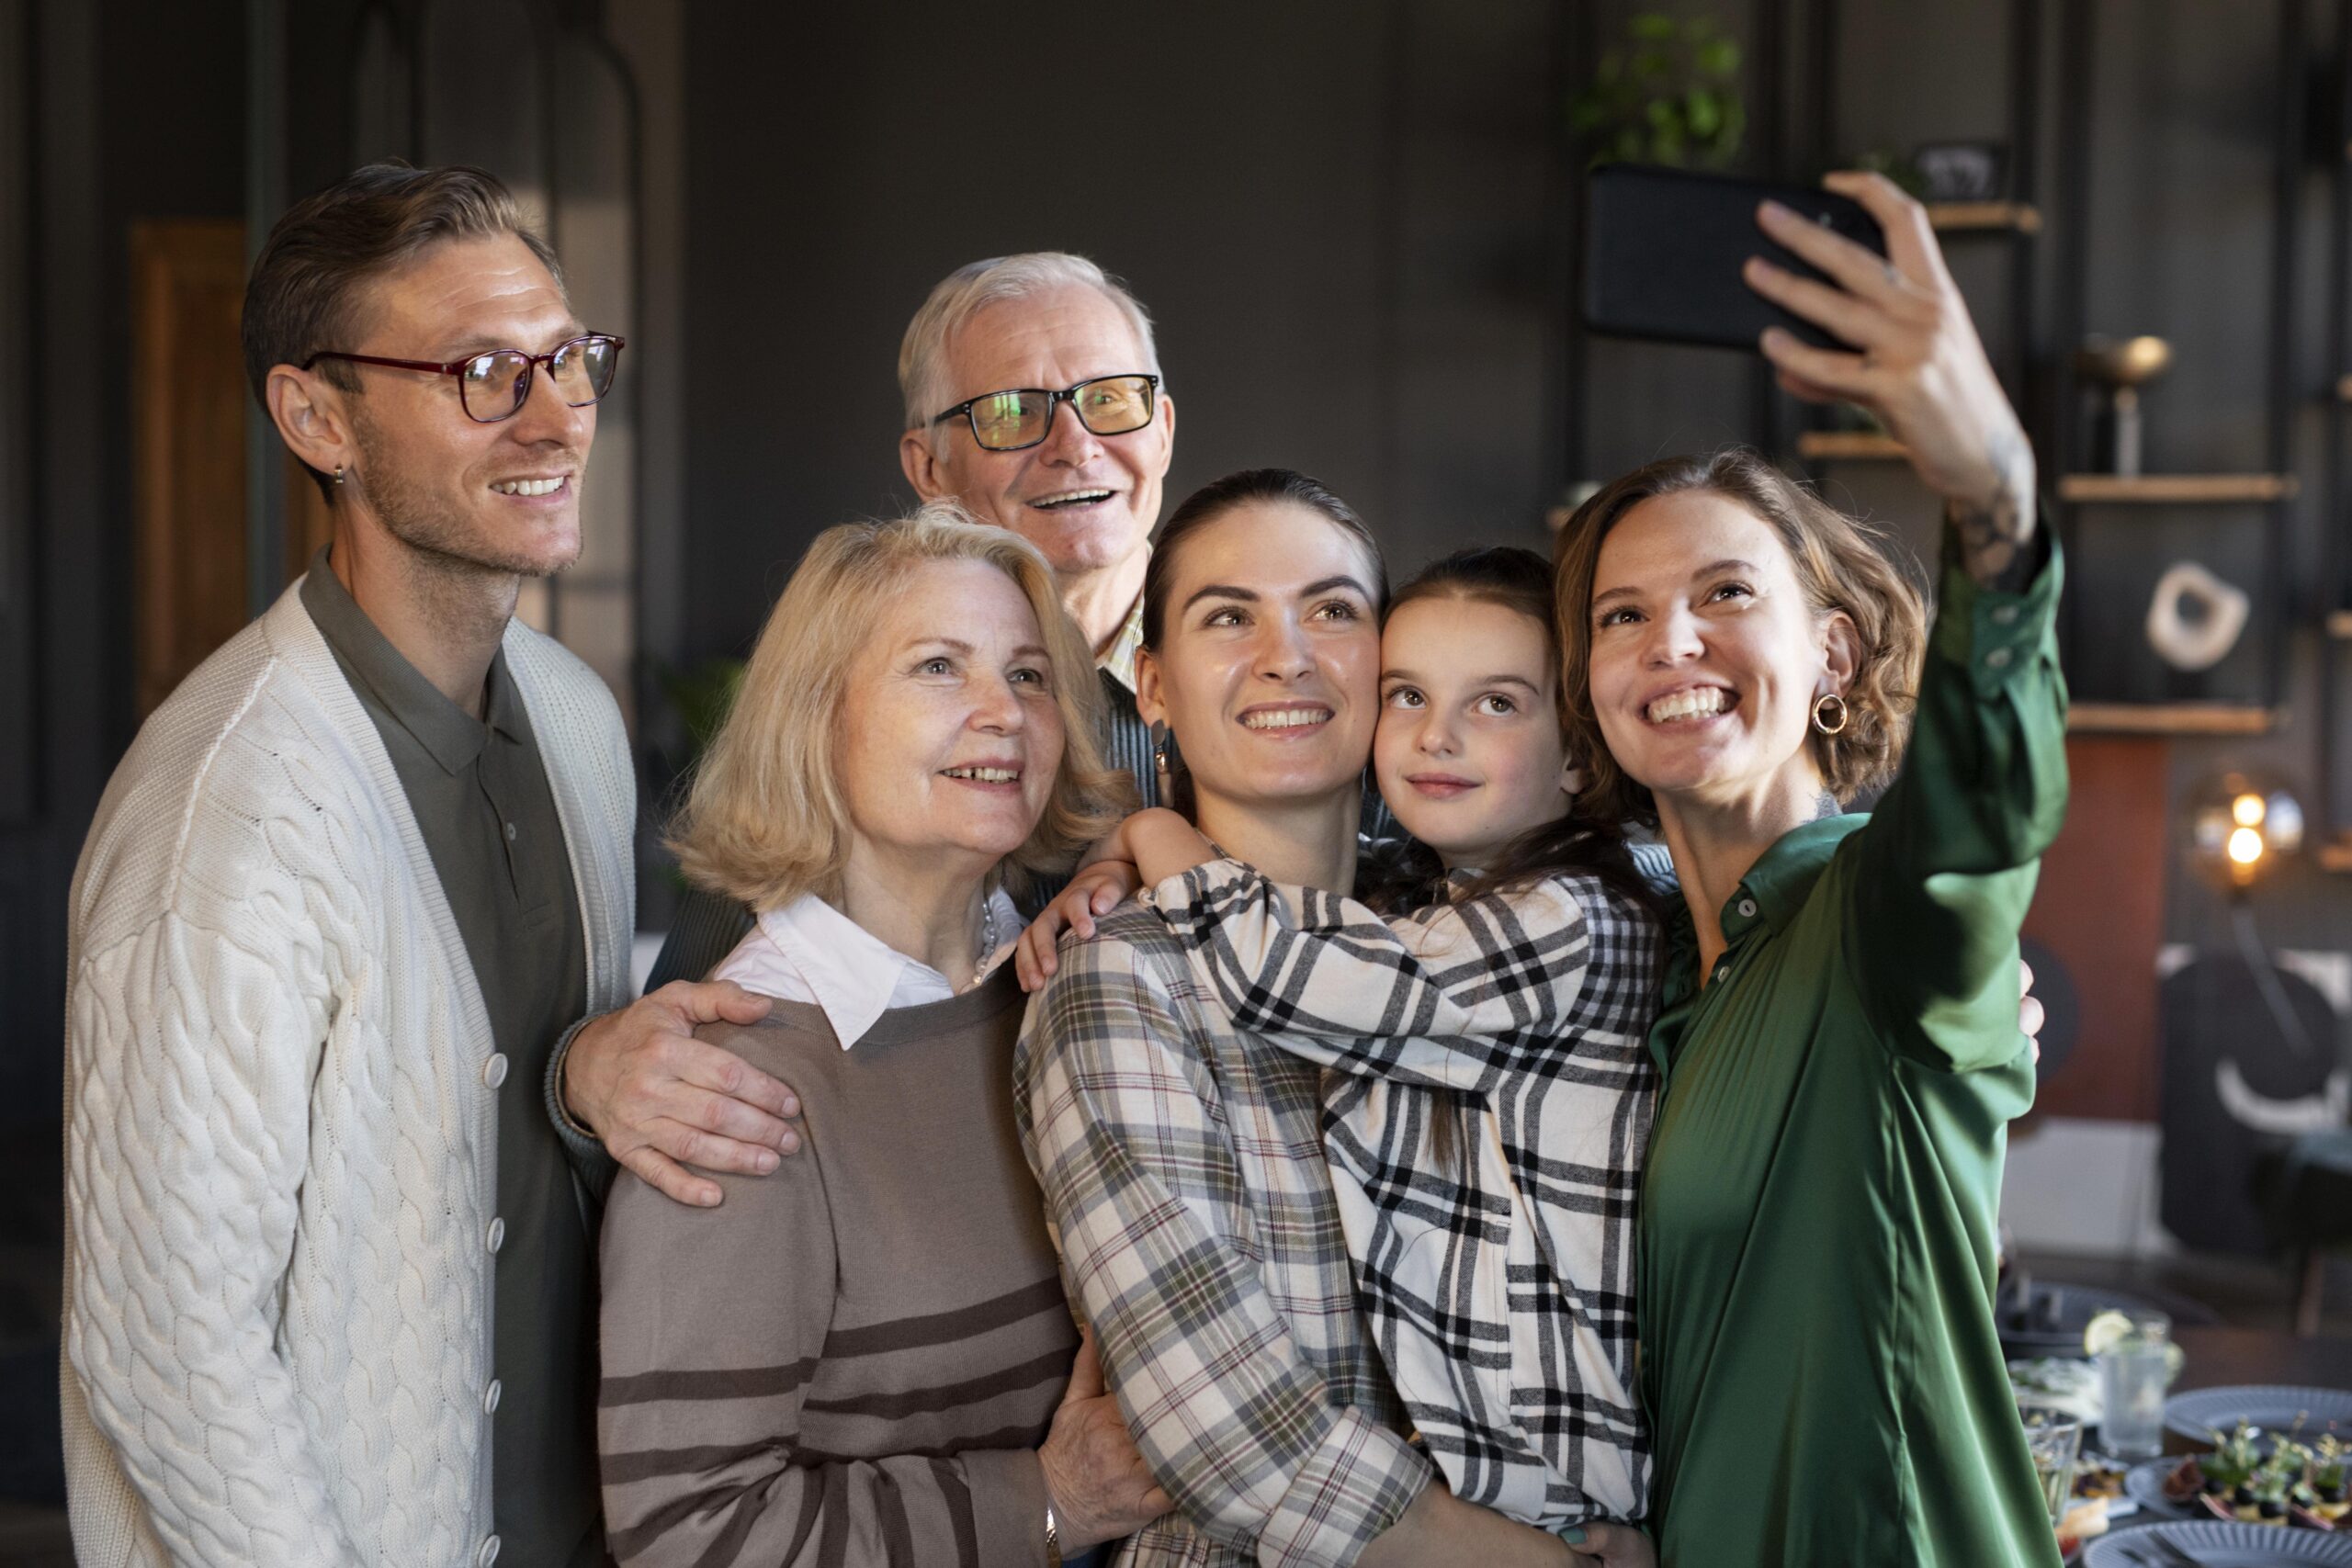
[2184,771,2304,893]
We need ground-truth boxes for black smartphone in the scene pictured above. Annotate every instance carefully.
[1583,164,1887,352]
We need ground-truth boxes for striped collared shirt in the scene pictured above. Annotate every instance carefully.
[1098,591,1147,697]
[1142,860,1662,1533]
[1016,908,1434,1568]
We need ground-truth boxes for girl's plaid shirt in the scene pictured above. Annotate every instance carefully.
[1146,859,1662,1534]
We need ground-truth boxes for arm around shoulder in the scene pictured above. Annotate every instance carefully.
[1144,858,1598,1089]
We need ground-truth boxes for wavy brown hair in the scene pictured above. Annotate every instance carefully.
[668,502,1135,910]
[1551,449,1928,827]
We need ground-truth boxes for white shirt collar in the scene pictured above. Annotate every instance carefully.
[711,888,1021,1048]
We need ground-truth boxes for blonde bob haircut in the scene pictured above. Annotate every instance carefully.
[1553,448,1929,827]
[668,502,1135,911]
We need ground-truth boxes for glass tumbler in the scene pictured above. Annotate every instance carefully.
[2096,1312,2172,1461]
[2018,1399,2084,1528]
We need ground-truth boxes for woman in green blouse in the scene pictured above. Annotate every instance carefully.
[1552,172,2066,1568]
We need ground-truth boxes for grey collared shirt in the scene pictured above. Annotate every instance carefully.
[301,548,598,1568]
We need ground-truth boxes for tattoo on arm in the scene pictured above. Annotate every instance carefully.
[1948,423,2039,593]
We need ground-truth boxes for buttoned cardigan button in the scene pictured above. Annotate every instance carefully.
[486,1217,505,1255]
[1984,646,2013,670]
[1736,897,1758,919]
[476,1535,502,1567]
[1991,604,2019,626]
[503,821,517,841]
[482,1378,502,1416]
[481,1054,509,1089]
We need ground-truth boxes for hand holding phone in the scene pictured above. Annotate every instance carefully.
[1745,170,2031,523]
[1584,165,2031,525]
[1583,164,1887,351]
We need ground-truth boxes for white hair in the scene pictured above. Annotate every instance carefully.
[898,252,1162,437]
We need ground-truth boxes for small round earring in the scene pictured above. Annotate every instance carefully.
[1812,693,1849,736]
[333,465,345,489]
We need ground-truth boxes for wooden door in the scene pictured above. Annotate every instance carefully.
[130,219,248,718]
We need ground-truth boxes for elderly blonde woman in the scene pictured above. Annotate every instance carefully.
[596,504,1161,1567]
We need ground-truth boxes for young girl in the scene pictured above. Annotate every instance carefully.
[1019,546,1666,1540]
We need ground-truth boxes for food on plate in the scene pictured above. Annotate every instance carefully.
[2162,1424,2345,1532]
[2056,1495,2110,1555]
[2071,1458,2125,1501]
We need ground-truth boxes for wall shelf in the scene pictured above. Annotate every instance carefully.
[1795,431,1905,460]
[2321,834,2352,874]
[2057,473,2298,504]
[2066,703,2279,735]
[1926,201,2042,234]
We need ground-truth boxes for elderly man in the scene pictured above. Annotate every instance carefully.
[60,162,769,1568]
[557,253,1178,1202]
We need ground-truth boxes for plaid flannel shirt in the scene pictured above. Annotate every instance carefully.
[1015,908,1435,1568]
[1145,860,1662,1533]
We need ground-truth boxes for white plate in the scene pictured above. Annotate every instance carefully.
[2165,1384,2352,1444]
[2083,1519,2352,1566]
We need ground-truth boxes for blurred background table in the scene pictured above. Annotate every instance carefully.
[2160,1326,2352,1455]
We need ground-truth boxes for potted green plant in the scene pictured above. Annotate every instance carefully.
[1569,12,1745,169]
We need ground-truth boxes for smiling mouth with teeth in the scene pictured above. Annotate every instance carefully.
[1240,707,1331,731]
[1645,687,1734,725]
[941,766,1021,783]
[1029,490,1114,511]
[491,477,568,497]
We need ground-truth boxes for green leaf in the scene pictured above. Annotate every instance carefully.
[1697,37,1739,76]
[1686,88,1721,137]
[1630,12,1677,40]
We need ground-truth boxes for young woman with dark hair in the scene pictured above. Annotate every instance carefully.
[1011,481,1656,1568]
[1024,540,1667,1548]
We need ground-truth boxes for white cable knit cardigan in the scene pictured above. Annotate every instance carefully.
[60,579,635,1568]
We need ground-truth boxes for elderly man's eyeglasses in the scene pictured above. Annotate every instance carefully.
[303,333,626,423]
[930,373,1159,453]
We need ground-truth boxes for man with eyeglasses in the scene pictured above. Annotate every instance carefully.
[59,161,729,1568]
[558,253,1180,1205]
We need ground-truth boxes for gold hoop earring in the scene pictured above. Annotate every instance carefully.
[1812,693,1849,736]
[333,465,345,488]
[1151,726,1174,795]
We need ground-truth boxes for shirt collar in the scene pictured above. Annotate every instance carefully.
[1701,813,1868,954]
[300,544,521,773]
[1097,591,1147,694]
[753,889,1021,1048]
[1661,813,1868,978]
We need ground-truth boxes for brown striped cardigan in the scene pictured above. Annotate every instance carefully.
[597,970,1076,1567]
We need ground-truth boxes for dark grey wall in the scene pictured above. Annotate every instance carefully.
[1,0,243,1109]
[668,0,2350,962]
[0,0,245,1505]
[673,0,1575,662]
